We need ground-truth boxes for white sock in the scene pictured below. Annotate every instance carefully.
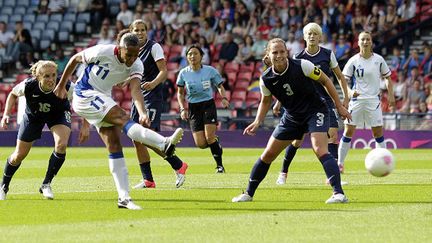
[123,121,166,151]
[108,154,129,200]
[375,136,387,148]
[338,136,352,165]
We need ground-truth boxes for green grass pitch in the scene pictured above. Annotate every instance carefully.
[0,147,431,242]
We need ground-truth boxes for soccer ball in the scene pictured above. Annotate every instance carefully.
[364,148,395,177]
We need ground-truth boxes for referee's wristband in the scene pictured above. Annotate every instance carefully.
[180,108,186,112]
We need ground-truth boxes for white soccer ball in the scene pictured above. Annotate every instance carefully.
[364,148,395,177]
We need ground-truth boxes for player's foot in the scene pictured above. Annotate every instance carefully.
[133,179,156,189]
[0,184,7,200]
[276,172,287,185]
[164,128,184,158]
[232,192,253,202]
[325,193,348,204]
[175,162,188,188]
[117,198,142,210]
[39,184,54,200]
[216,166,225,173]
[338,163,345,173]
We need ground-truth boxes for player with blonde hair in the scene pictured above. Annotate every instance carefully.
[232,38,351,204]
[0,60,89,200]
[273,22,351,184]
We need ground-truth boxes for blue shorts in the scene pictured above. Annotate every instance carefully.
[324,98,339,128]
[18,111,72,142]
[272,109,330,140]
[131,100,162,132]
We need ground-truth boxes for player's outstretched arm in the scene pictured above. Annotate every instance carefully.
[78,118,90,144]
[177,86,189,120]
[129,77,149,126]
[332,66,350,108]
[0,92,18,130]
[384,76,396,111]
[317,72,352,122]
[244,95,272,136]
[54,53,83,99]
[217,84,229,108]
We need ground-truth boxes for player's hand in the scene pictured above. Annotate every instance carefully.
[337,105,352,122]
[1,115,10,130]
[388,96,396,112]
[243,121,260,136]
[78,126,90,144]
[342,97,349,109]
[273,101,281,116]
[53,86,67,99]
[180,109,189,121]
[221,99,230,109]
[141,81,157,91]
[139,113,150,127]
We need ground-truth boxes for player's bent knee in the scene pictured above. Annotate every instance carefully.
[261,151,278,163]
[106,142,122,153]
[292,139,303,147]
[313,148,328,158]
[9,153,25,165]
[55,142,68,153]
[197,142,208,149]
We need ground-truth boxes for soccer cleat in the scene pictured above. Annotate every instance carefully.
[117,198,142,210]
[276,172,287,185]
[175,162,188,188]
[232,192,253,202]
[164,128,184,158]
[338,163,345,173]
[39,184,54,200]
[216,166,225,173]
[0,184,7,200]
[325,193,349,204]
[133,179,156,189]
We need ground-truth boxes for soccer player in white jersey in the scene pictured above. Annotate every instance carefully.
[338,31,395,172]
[54,31,184,210]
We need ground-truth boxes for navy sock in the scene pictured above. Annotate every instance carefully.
[246,158,271,197]
[319,153,344,194]
[209,140,223,167]
[139,162,153,182]
[328,143,338,162]
[43,152,66,184]
[165,155,183,170]
[281,145,298,173]
[2,158,21,190]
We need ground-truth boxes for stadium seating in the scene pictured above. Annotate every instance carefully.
[224,62,240,73]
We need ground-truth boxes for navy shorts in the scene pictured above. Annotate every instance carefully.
[131,100,163,132]
[324,98,339,128]
[18,111,72,142]
[188,99,218,132]
[272,109,330,140]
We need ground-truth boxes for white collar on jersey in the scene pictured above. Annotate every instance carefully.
[304,46,321,57]
[271,58,289,76]
[38,82,53,94]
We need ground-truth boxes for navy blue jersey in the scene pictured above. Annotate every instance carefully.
[261,58,326,122]
[295,47,336,102]
[23,78,71,121]
[138,40,163,102]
